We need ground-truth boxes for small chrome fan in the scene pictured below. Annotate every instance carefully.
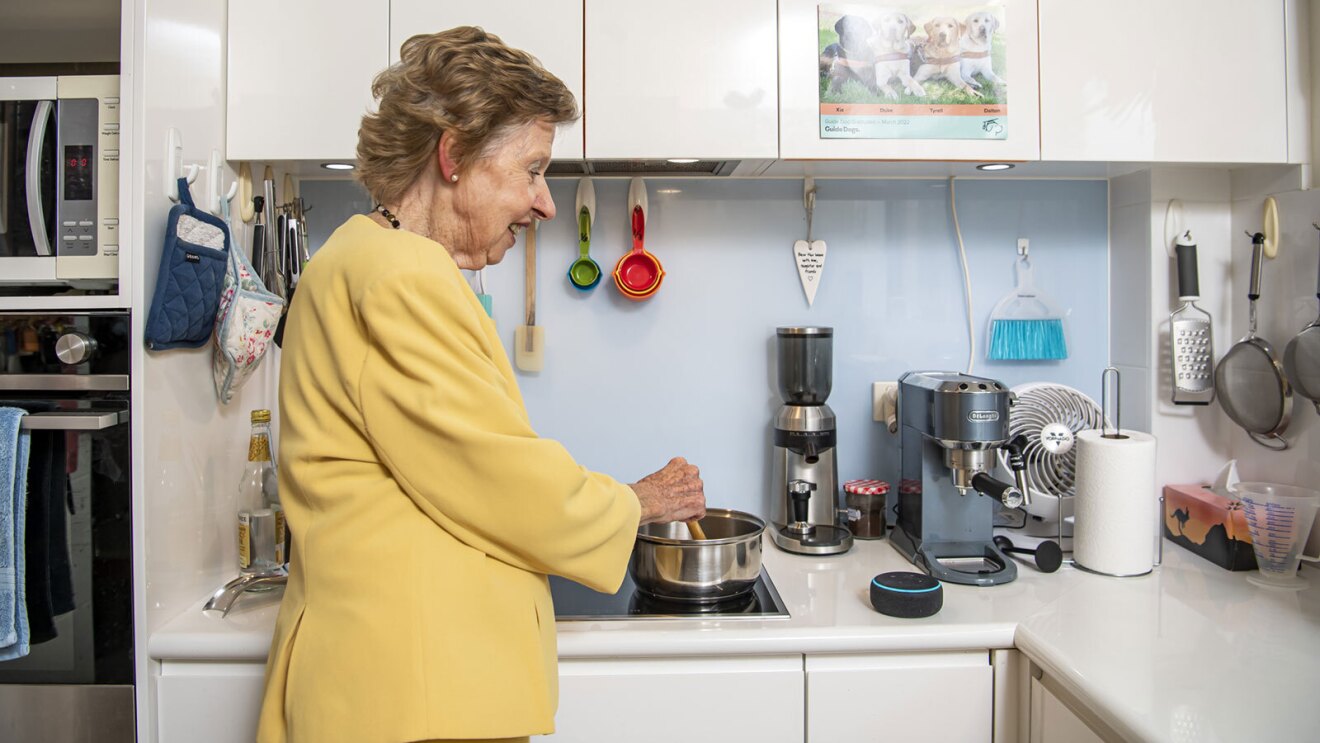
[997,382,1107,534]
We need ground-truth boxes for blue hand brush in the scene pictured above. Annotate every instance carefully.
[987,253,1068,361]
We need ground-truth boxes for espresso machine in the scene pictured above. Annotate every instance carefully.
[769,327,853,555]
[891,371,1030,585]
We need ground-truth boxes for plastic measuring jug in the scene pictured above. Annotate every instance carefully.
[1230,482,1320,589]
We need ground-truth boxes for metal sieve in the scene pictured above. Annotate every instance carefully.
[1282,226,1320,413]
[1214,233,1291,449]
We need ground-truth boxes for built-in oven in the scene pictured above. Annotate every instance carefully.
[0,311,133,742]
[0,76,120,293]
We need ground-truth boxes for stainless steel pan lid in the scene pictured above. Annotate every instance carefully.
[1214,232,1291,449]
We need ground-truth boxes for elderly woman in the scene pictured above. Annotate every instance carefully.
[256,27,706,743]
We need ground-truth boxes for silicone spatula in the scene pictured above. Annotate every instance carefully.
[514,222,544,371]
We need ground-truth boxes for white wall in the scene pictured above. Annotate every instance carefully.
[1109,168,1235,487]
[126,0,285,739]
[1227,181,1320,484]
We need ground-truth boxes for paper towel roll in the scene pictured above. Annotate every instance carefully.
[1073,429,1159,576]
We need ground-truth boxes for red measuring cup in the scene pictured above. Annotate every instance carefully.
[614,204,664,299]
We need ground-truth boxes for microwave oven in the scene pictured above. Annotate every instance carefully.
[0,75,119,291]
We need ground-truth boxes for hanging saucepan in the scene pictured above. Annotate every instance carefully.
[568,178,601,290]
[1214,232,1292,449]
[614,178,664,300]
[1283,226,1320,413]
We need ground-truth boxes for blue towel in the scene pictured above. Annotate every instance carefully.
[0,406,31,659]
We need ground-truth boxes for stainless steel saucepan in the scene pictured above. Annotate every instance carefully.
[630,509,765,603]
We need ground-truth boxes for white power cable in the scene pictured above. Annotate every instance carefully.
[949,176,975,375]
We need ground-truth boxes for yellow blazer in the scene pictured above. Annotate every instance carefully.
[257,216,641,743]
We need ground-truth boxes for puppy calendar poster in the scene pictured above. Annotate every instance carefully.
[818,2,1008,139]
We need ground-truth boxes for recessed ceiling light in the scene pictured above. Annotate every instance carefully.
[975,163,1015,171]
[656,188,682,194]
[667,158,699,164]
[321,162,355,171]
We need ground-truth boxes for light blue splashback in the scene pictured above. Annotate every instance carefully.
[299,178,1108,519]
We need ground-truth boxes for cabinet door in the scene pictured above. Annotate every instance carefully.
[1028,677,1105,743]
[156,661,267,743]
[227,0,388,162]
[553,655,803,742]
[389,0,584,160]
[779,0,1040,161]
[806,652,992,743]
[584,0,779,160]
[1039,0,1287,162]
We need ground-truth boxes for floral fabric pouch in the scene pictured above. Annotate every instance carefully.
[212,202,284,404]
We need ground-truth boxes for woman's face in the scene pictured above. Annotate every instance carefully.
[445,120,556,269]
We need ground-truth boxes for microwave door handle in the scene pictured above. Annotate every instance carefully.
[19,410,127,431]
[0,107,9,237]
[26,99,53,257]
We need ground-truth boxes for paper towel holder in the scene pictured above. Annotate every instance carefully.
[1055,367,1164,571]
[1062,366,1163,572]
[1101,367,1129,440]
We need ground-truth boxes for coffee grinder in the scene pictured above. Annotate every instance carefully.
[769,327,853,555]
[891,371,1031,585]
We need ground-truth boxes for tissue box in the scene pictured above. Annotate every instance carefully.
[1162,484,1257,571]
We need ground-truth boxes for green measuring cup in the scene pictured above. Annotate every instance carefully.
[568,205,602,290]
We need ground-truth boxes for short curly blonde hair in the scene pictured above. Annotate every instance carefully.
[356,26,578,206]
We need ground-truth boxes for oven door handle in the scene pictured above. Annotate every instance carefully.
[20,410,126,431]
[26,99,54,257]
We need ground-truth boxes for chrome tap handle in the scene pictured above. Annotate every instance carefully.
[203,574,287,617]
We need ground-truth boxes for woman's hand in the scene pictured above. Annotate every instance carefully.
[630,457,706,525]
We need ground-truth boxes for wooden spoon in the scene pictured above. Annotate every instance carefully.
[686,519,707,540]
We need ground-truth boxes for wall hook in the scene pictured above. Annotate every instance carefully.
[237,162,255,222]
[1163,199,1185,257]
[165,127,201,203]
[803,178,817,241]
[1261,196,1279,258]
[207,149,236,216]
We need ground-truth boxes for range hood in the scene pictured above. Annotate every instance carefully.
[547,159,772,177]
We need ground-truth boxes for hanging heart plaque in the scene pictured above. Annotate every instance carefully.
[793,239,827,307]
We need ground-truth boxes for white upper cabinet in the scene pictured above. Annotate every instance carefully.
[779,0,1041,161]
[584,0,779,160]
[1039,0,1290,163]
[227,0,388,162]
[390,0,585,161]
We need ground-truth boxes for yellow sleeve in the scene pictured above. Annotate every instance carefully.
[355,266,640,592]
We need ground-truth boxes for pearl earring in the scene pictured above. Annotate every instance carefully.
[450,174,459,183]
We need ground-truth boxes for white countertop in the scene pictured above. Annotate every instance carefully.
[150,537,1320,742]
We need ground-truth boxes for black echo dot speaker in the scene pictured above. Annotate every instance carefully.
[870,571,943,618]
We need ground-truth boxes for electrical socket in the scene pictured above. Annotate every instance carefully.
[872,381,898,431]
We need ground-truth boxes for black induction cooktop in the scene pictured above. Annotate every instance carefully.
[549,570,790,621]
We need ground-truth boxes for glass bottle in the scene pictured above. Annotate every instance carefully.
[237,409,285,577]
